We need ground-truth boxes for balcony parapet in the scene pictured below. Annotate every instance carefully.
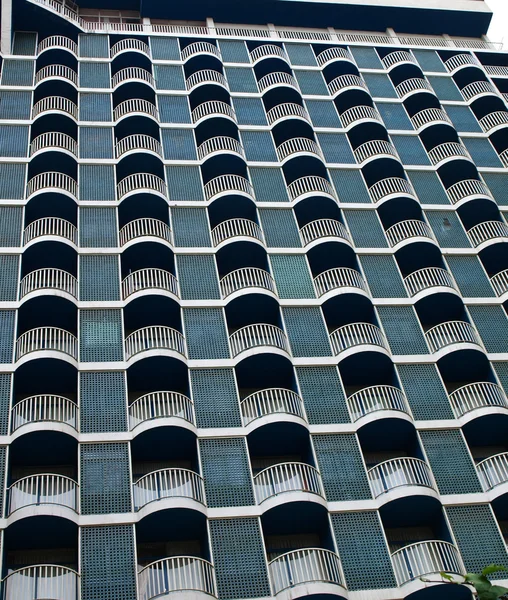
[479,111,508,133]
[391,541,463,586]
[449,381,508,418]
[500,149,508,168]
[411,108,453,130]
[330,322,388,357]
[316,46,354,67]
[395,77,433,99]
[491,269,508,297]
[230,323,290,357]
[314,267,368,298]
[116,134,163,159]
[428,142,471,166]
[12,395,78,432]
[267,102,311,126]
[221,268,276,299]
[425,321,483,353]
[27,172,77,199]
[125,326,186,360]
[129,391,195,430]
[354,139,399,164]
[38,35,77,55]
[211,218,264,247]
[327,74,368,96]
[348,385,410,422]
[240,388,306,426]
[485,65,508,77]
[197,136,245,161]
[182,41,221,61]
[204,174,254,201]
[444,53,482,72]
[382,50,418,70]
[119,218,172,246]
[24,217,77,245]
[446,179,494,205]
[122,268,178,300]
[300,219,351,246]
[340,105,382,128]
[258,72,298,93]
[467,220,508,248]
[186,69,228,91]
[368,457,435,498]
[368,177,416,204]
[30,132,77,157]
[277,137,324,162]
[191,100,236,124]
[287,175,336,202]
[117,173,167,200]
[114,99,159,121]
[20,268,77,299]
[254,462,324,504]
[110,38,150,58]
[112,67,154,88]
[385,219,436,248]
[8,474,78,514]
[16,327,78,361]
[477,452,508,492]
[133,468,205,510]
[461,80,499,102]
[2,565,79,600]
[250,44,289,63]
[404,267,458,297]
[32,96,78,119]
[35,64,77,86]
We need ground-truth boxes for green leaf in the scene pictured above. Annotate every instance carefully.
[465,573,493,592]
[483,566,508,577]
[489,585,508,596]
[439,572,456,582]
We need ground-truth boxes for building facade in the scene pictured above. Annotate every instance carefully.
[0,0,508,598]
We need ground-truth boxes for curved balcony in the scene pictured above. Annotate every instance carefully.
[129,391,195,430]
[354,140,399,164]
[266,102,311,126]
[382,50,418,70]
[8,473,78,514]
[114,99,159,122]
[24,217,77,245]
[112,67,155,88]
[287,175,336,202]
[35,65,77,86]
[479,111,508,133]
[258,72,298,93]
[138,557,216,600]
[392,541,463,585]
[254,462,324,504]
[20,268,78,299]
[340,105,382,129]
[191,100,236,124]
[204,174,254,201]
[119,218,172,247]
[182,41,221,61]
[461,80,499,102]
[428,142,471,166]
[230,323,290,358]
[276,137,324,162]
[467,220,508,248]
[368,457,435,498]
[385,219,436,248]
[115,134,163,159]
[330,322,388,357]
[3,565,79,600]
[133,468,205,510]
[197,136,245,161]
[314,267,368,298]
[38,35,78,55]
[328,73,368,96]
[240,388,306,426]
[316,46,354,67]
[125,326,186,360]
[30,132,77,157]
[122,268,178,300]
[117,173,167,200]
[368,177,416,204]
[27,172,77,199]
[395,77,434,99]
[299,219,350,247]
[16,327,78,361]
[446,179,494,205]
[12,395,77,433]
[111,38,150,58]
[404,267,457,297]
[32,96,78,120]
[411,108,453,130]
[269,548,344,596]
[491,269,508,297]
[347,385,410,422]
[220,268,276,299]
[211,218,264,247]
[449,381,508,419]
[250,44,289,63]
[425,321,483,353]
[186,69,228,91]
[444,53,481,72]
[477,452,508,492]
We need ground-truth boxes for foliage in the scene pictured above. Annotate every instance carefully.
[422,565,508,599]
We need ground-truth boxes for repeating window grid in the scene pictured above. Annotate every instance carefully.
[157,95,192,123]
[79,126,114,159]
[376,305,430,356]
[190,368,242,428]
[466,305,508,353]
[79,62,111,89]
[444,255,495,298]
[342,209,389,248]
[329,169,371,204]
[295,366,350,425]
[358,255,408,299]
[281,306,332,358]
[149,37,181,60]
[0,60,35,86]
[0,374,12,436]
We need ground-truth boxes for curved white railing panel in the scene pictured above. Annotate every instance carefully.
[27,172,77,198]
[129,391,194,430]
[468,220,508,247]
[112,67,154,87]
[404,267,457,297]
[254,462,323,503]
[182,41,221,61]
[122,269,178,299]
[354,140,399,164]
[117,173,167,200]
[411,108,453,130]
[461,80,499,101]
[330,322,388,356]
[258,72,298,92]
[110,38,150,58]
[250,44,289,63]
[12,395,77,432]
[133,468,205,510]
[16,327,78,360]
[24,217,77,245]
[477,452,508,491]
[392,541,463,586]
[191,100,236,123]
[220,268,276,298]
[491,269,508,297]
[115,134,163,158]
[198,136,245,160]
[211,218,264,246]
[125,326,186,359]
[38,35,77,54]
[277,137,324,162]
[186,69,228,91]
[328,74,368,95]
[32,96,78,119]
[449,382,508,418]
[35,64,77,85]
[500,148,508,168]
[119,218,172,246]
[3,565,79,600]
[428,142,471,166]
[267,102,311,125]
[382,50,417,69]
[288,176,336,201]
[444,53,481,72]
[425,321,483,353]
[369,177,416,203]
[316,47,354,67]
[114,99,159,121]
[340,105,382,128]
[395,78,433,98]
[300,219,351,246]
[30,132,77,157]
[9,474,78,514]
[314,268,368,297]
[230,324,290,357]
[20,268,78,299]
[385,220,435,247]
[368,458,435,498]
[480,111,508,133]
[241,388,306,426]
[348,385,410,422]
[204,174,254,201]
[446,179,493,205]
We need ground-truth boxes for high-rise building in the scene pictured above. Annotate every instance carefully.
[0,0,508,598]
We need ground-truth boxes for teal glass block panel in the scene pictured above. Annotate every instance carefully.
[343,210,388,247]
[285,43,317,66]
[483,173,508,206]
[161,129,197,160]
[80,165,116,201]
[360,255,407,298]
[80,372,127,433]
[232,98,267,125]
[80,208,118,247]
[219,40,250,63]
[225,67,258,92]
[305,100,341,128]
[80,443,132,514]
[468,305,508,353]
[0,164,26,199]
[351,46,383,69]
[408,171,449,205]
[397,364,454,420]
[190,369,241,428]
[420,430,482,494]
[150,37,180,60]
[427,75,462,101]
[1,60,34,86]
[0,374,11,435]
[177,255,220,300]
[80,63,110,88]
[332,512,396,590]
[241,131,277,162]
[209,519,271,599]
[158,96,191,123]
[313,434,371,501]
[183,308,230,360]
[283,307,331,357]
[166,166,204,201]
[377,103,413,130]
[79,34,109,58]
[446,255,494,297]
[413,49,446,72]
[80,309,124,362]
[80,127,113,158]
[363,73,397,98]
[0,256,18,301]
[494,363,508,396]
[0,91,32,119]
[391,134,431,165]
[13,32,37,55]
[377,306,428,355]
[462,137,503,167]
[446,505,508,577]
[330,169,371,203]
[296,366,350,424]
[0,207,22,246]
[199,438,255,507]
[0,126,28,157]
[270,255,314,299]
[249,167,288,202]
[294,70,328,95]
[0,447,6,514]
[81,525,136,600]
[172,208,211,247]
[154,65,185,90]
[79,93,111,121]
[80,255,120,301]
[426,210,471,248]
[318,133,355,163]
[446,105,482,132]
[0,311,15,363]
[258,209,301,247]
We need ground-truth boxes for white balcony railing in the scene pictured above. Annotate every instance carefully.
[328,74,368,96]
[316,46,354,67]
[347,385,410,422]
[468,220,508,247]
[122,269,178,299]
[258,72,298,92]
[114,99,159,121]
[340,105,382,128]
[181,41,221,61]
[35,64,77,85]
[32,96,78,119]
[211,218,264,247]
[314,268,368,297]
[299,219,351,246]
[428,142,471,166]
[129,391,195,430]
[197,136,244,160]
[20,268,78,299]
[117,173,167,200]
[138,557,216,600]
[354,140,399,164]
[230,324,290,357]
[26,172,77,198]
[395,78,433,98]
[446,179,493,205]
[411,108,453,130]
[115,134,163,158]
[125,326,186,360]
[491,269,508,296]
[330,322,388,356]
[204,174,254,201]
[276,137,324,162]
[287,176,336,201]
[368,457,435,498]
[266,102,311,125]
[16,327,78,360]
[425,321,483,353]
[500,148,508,168]
[186,69,228,91]
[444,53,481,72]
[477,452,508,491]
[254,462,324,503]
[404,267,457,297]
[485,65,508,77]
[8,474,78,514]
[368,177,416,203]
[240,388,306,426]
[461,80,499,102]
[479,111,508,133]
[191,100,236,124]
[3,565,79,600]
[250,44,289,63]
[220,268,276,298]
[119,218,172,247]
[385,219,435,247]
[392,541,463,586]
[382,50,417,69]
[24,217,77,245]
[110,38,150,58]
[449,382,508,418]
[112,67,155,87]
[12,395,77,432]
[133,468,205,510]
[30,132,77,157]
[38,35,77,54]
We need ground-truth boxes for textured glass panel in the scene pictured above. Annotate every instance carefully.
[0,311,15,363]
[249,167,288,202]
[494,363,508,396]
[161,129,197,160]
[79,34,109,58]
[483,173,508,206]
[377,306,428,355]
[80,255,120,301]
[391,135,431,165]
[0,91,32,119]
[241,131,277,161]
[190,369,242,428]
[177,255,220,300]
[0,164,25,199]
[80,372,127,433]
[0,126,28,157]
[219,40,250,63]
[351,46,383,69]
[80,93,111,121]
[225,67,258,92]
[363,73,397,98]
[0,207,22,246]
[426,210,471,248]
[330,169,371,203]
[294,70,328,95]
[13,33,37,55]
[468,305,508,353]
[172,208,211,247]
[158,96,191,123]
[377,103,413,130]
[270,255,315,299]
[80,127,113,158]
[296,366,350,424]
[0,374,11,435]
[318,133,355,163]
[427,75,462,101]
[413,49,446,72]
[0,447,6,514]
[80,309,124,362]
[360,255,407,298]
[154,65,185,90]
[285,43,317,66]
[183,308,230,360]
[166,166,203,201]
[150,37,180,60]
[80,165,116,201]
[408,170,449,205]
[446,105,482,132]
[446,256,494,297]
[397,364,454,420]
[258,209,301,247]
[343,210,388,247]
[462,137,502,167]
[1,60,34,85]
[80,207,117,247]
[232,98,267,125]
[305,100,341,128]
[80,63,110,88]
[283,307,331,357]
[0,256,18,301]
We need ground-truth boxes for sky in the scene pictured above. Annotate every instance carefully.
[487,0,508,47]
